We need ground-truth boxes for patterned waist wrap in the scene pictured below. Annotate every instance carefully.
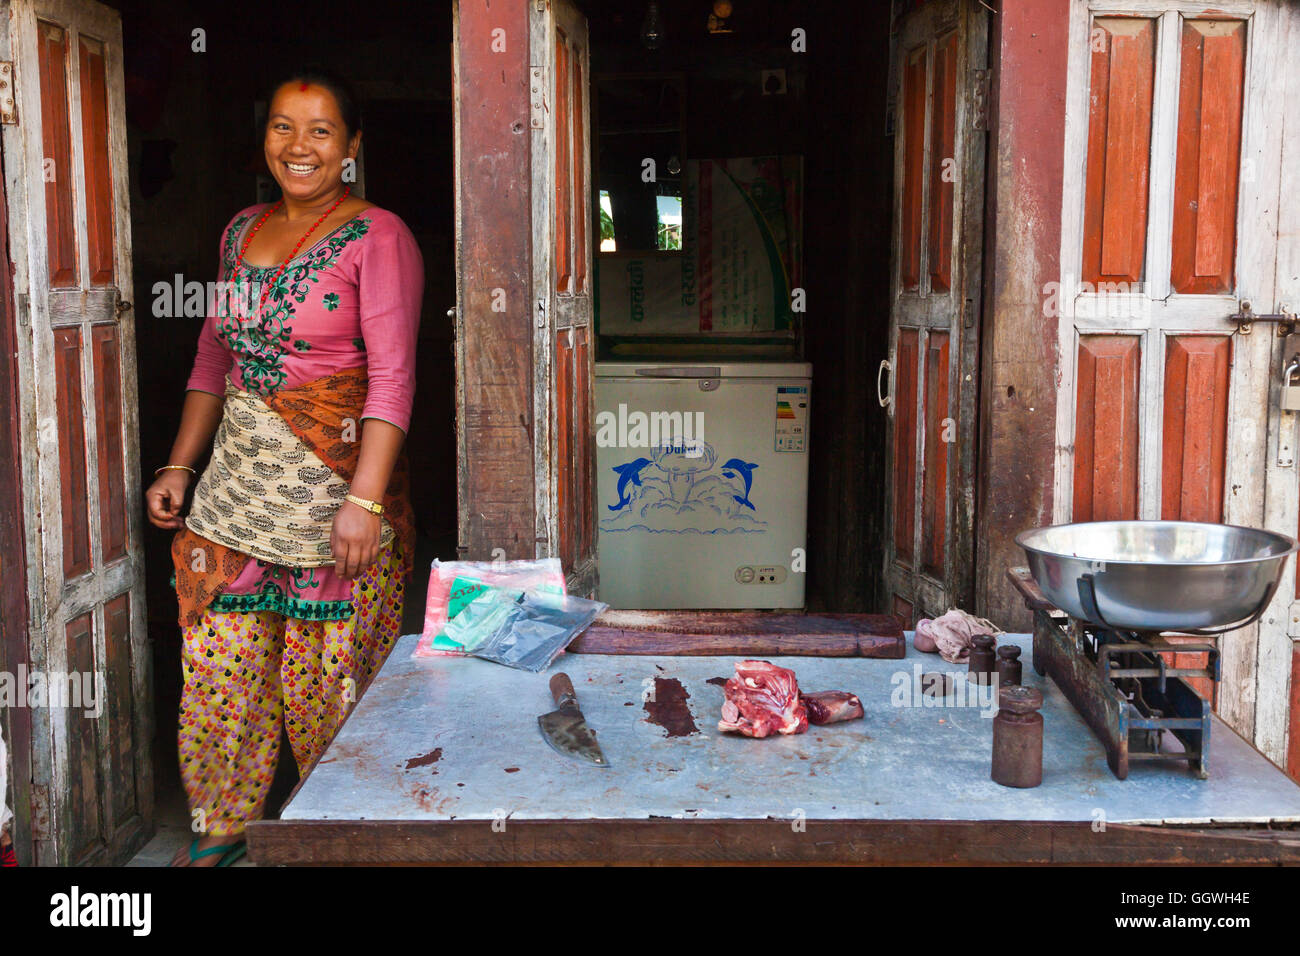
[187,382,395,564]
[171,366,415,628]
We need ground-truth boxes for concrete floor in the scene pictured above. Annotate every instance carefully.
[126,786,256,867]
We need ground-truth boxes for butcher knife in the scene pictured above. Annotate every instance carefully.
[538,672,610,767]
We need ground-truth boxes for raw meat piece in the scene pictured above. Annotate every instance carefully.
[718,660,808,738]
[800,691,864,725]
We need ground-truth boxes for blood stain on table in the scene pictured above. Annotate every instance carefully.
[504,767,521,773]
[705,677,728,688]
[405,747,443,770]
[643,676,699,737]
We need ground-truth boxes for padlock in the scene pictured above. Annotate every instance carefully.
[1284,357,1300,411]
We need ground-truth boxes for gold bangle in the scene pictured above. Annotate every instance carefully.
[155,464,196,476]
[344,493,384,516]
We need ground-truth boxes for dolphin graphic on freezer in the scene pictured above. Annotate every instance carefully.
[594,360,811,610]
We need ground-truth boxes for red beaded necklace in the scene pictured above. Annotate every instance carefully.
[236,185,352,319]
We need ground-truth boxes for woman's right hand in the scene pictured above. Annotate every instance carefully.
[146,469,194,529]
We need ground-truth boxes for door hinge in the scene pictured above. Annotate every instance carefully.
[970,68,990,131]
[530,66,545,129]
[0,62,16,125]
[29,784,50,840]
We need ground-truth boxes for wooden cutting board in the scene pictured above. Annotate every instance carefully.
[570,610,906,658]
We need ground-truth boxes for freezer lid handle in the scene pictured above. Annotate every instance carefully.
[634,366,723,378]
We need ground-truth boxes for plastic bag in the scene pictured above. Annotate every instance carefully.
[438,577,552,653]
[465,589,609,673]
[416,559,566,658]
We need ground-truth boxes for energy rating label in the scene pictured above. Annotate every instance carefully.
[775,385,808,452]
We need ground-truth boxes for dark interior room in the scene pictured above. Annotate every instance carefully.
[109,0,895,831]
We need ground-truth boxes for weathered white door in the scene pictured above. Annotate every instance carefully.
[0,0,149,863]
[531,0,597,596]
[1055,0,1300,772]
[881,0,987,626]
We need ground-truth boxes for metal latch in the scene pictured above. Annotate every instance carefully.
[1231,301,1294,336]
[0,62,16,125]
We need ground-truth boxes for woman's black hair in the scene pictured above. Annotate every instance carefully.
[266,67,363,139]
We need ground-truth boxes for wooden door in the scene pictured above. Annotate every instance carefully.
[0,0,149,864]
[881,0,987,626]
[532,0,596,596]
[1056,0,1300,769]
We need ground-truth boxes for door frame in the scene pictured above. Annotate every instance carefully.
[0,138,34,868]
[452,0,538,561]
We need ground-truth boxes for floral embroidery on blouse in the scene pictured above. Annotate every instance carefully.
[214,214,373,395]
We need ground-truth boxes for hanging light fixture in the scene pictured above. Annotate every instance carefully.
[641,1,663,50]
[708,0,734,35]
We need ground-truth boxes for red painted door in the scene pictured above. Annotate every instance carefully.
[1057,2,1300,773]
[0,0,150,864]
[534,0,597,596]
[882,0,987,625]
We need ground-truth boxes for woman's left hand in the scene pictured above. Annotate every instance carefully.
[331,500,383,580]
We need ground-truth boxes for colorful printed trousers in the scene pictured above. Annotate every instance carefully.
[177,544,406,837]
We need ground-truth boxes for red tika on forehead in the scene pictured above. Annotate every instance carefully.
[299,82,309,91]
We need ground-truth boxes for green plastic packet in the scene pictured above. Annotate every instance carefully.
[430,576,563,652]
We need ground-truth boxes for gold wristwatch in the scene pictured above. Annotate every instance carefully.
[344,493,384,516]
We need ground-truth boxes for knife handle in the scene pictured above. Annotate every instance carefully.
[550,672,576,707]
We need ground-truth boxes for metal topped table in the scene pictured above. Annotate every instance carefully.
[247,633,1300,864]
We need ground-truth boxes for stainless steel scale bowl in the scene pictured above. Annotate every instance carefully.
[1016,520,1299,635]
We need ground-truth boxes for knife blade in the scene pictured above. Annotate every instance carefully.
[537,672,610,767]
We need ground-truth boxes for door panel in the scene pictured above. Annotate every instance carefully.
[1083,17,1155,287]
[883,0,986,625]
[921,331,949,577]
[533,0,596,595]
[892,328,918,566]
[900,46,926,293]
[1072,334,1141,522]
[1170,19,1244,295]
[1,0,150,864]
[35,20,75,287]
[1058,0,1298,769]
[77,34,113,285]
[52,325,91,577]
[1160,335,1230,522]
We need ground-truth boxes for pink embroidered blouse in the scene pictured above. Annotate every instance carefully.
[181,203,424,620]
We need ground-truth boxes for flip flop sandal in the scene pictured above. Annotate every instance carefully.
[216,842,247,867]
[186,839,247,867]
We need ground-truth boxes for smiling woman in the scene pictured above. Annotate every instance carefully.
[140,68,425,867]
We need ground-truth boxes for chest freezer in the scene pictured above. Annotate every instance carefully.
[594,361,811,609]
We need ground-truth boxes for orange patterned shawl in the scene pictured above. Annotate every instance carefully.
[171,366,415,628]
